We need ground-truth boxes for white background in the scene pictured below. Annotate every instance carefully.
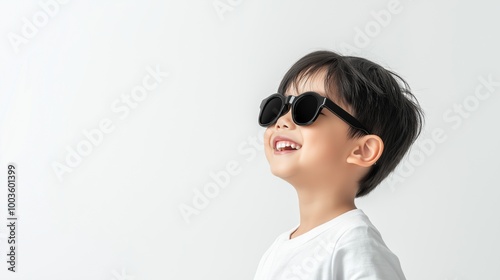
[0,0,499,279]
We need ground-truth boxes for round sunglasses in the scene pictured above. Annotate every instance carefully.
[258,91,371,135]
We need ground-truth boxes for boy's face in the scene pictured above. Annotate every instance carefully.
[263,70,358,187]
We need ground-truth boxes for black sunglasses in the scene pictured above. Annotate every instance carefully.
[258,91,371,134]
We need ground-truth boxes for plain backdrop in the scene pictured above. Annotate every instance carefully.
[0,0,499,279]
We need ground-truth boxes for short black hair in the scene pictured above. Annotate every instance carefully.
[277,50,424,198]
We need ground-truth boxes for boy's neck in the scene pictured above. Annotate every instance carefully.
[290,190,357,239]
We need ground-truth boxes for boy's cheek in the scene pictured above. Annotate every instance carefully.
[263,128,273,149]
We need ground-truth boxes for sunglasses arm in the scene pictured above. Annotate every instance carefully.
[323,98,371,135]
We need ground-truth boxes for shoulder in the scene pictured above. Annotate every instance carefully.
[330,218,407,279]
[337,221,385,249]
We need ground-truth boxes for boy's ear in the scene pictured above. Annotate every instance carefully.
[346,135,384,167]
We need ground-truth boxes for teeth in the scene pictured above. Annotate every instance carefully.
[275,141,302,151]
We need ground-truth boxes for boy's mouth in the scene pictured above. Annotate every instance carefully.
[274,141,302,152]
[273,136,302,152]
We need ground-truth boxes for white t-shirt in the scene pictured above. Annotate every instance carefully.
[253,208,406,280]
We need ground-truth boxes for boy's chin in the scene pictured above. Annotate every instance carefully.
[269,165,300,180]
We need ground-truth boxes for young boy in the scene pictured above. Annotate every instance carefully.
[253,50,424,280]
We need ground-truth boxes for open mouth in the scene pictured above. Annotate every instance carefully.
[274,141,302,152]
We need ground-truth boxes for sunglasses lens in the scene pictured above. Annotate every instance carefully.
[260,96,283,126]
[294,94,318,125]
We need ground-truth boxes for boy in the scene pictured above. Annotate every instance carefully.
[253,50,423,280]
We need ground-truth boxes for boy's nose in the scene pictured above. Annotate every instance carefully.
[275,109,295,129]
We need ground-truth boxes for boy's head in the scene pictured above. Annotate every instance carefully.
[260,50,424,198]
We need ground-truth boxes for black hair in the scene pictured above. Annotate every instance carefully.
[277,50,424,198]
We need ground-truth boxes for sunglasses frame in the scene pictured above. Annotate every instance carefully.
[258,91,371,135]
